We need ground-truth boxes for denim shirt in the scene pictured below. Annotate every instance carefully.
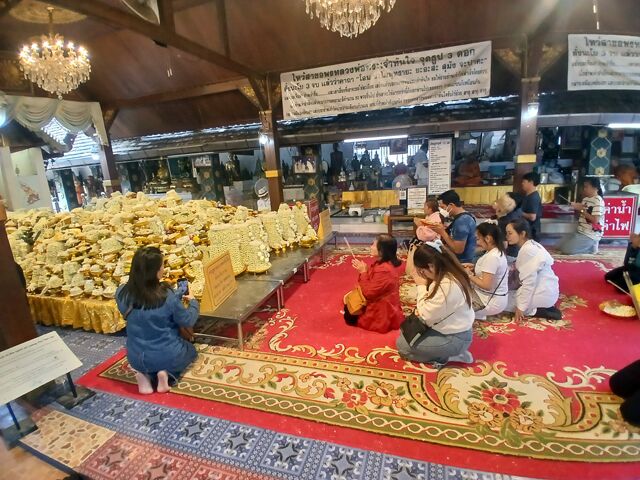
[116,285,199,374]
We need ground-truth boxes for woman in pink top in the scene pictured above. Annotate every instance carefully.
[415,200,443,242]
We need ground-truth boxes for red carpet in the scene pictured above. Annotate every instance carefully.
[80,253,640,480]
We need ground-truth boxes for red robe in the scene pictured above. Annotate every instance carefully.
[356,260,405,333]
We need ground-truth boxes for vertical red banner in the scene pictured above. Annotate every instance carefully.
[306,198,320,231]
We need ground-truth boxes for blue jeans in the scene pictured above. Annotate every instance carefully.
[559,232,599,254]
[396,328,472,364]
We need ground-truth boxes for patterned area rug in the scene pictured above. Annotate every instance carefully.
[24,328,516,479]
[86,252,640,479]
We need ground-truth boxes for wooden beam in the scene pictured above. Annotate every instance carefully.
[216,0,230,57]
[158,0,174,31]
[0,0,21,19]
[113,78,251,108]
[46,0,260,79]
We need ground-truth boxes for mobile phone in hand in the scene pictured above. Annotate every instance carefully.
[176,277,189,297]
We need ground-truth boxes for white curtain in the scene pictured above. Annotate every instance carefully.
[0,92,109,145]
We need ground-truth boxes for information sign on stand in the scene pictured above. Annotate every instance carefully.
[200,252,238,312]
[407,187,427,212]
[317,208,333,240]
[0,332,87,445]
[428,138,452,195]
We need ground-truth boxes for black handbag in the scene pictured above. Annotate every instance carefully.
[400,310,454,347]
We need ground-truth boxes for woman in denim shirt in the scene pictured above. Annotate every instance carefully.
[116,246,199,394]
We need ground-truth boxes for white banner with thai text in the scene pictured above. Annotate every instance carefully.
[281,41,492,120]
[568,34,640,91]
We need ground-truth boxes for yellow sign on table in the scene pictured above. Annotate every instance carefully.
[200,251,237,312]
[317,208,333,240]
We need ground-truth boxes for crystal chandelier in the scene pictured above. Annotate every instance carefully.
[304,0,396,38]
[18,7,91,99]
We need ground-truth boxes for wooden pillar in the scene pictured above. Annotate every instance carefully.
[514,76,540,192]
[259,109,283,210]
[0,202,37,351]
[100,141,121,195]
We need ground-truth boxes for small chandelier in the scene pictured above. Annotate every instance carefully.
[18,7,91,99]
[304,0,396,38]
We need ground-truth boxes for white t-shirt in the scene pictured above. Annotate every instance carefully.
[474,247,508,303]
[577,195,605,240]
[416,276,474,334]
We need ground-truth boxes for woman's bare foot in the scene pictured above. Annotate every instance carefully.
[157,370,171,393]
[134,371,153,395]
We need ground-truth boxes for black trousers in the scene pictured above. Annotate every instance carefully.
[604,266,640,293]
[343,304,359,326]
[610,359,640,426]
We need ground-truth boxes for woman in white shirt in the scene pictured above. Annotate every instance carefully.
[396,240,475,365]
[463,222,508,320]
[505,219,562,321]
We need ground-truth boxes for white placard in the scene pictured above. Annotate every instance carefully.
[282,41,491,120]
[428,138,453,195]
[407,187,427,211]
[568,34,640,91]
[398,189,407,201]
[0,332,82,405]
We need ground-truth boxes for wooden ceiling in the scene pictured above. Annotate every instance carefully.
[1,0,640,139]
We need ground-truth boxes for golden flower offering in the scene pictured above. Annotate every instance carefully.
[599,300,637,318]
[8,190,317,300]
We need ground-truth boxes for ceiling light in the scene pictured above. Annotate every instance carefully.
[18,7,91,99]
[608,123,640,129]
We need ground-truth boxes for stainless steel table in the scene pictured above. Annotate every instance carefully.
[193,233,336,349]
[246,233,336,307]
[194,278,281,350]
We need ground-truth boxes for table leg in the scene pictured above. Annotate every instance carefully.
[237,321,244,351]
[303,260,309,282]
[277,283,284,310]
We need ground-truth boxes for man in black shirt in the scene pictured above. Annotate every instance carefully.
[521,172,543,241]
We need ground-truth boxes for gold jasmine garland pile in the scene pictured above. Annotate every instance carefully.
[7,190,317,300]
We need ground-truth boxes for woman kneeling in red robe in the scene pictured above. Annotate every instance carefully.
[344,234,405,333]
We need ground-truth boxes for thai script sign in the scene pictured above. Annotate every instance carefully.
[568,34,640,91]
[603,194,637,239]
[281,42,491,120]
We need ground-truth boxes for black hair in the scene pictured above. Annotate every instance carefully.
[437,189,462,207]
[506,191,523,209]
[583,177,604,197]
[376,234,401,267]
[119,246,170,309]
[476,222,505,255]
[507,218,531,239]
[424,199,439,214]
[522,172,540,186]
[413,243,472,307]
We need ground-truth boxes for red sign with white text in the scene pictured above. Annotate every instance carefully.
[603,194,637,239]
[306,198,320,231]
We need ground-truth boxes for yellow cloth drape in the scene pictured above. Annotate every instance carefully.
[342,185,559,207]
[341,190,399,208]
[28,295,126,334]
[454,184,558,204]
